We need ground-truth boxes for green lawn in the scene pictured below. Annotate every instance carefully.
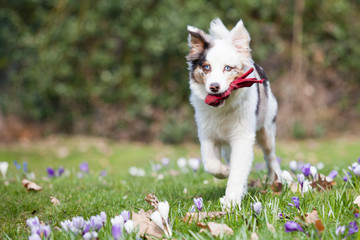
[1,135,360,239]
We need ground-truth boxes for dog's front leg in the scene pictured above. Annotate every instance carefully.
[200,138,229,179]
[223,134,255,209]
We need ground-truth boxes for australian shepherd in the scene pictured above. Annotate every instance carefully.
[186,18,282,209]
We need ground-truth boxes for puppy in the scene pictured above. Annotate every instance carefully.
[186,18,282,209]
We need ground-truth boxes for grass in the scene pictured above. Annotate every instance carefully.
[0,135,360,239]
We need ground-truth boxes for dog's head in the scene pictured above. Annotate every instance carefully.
[187,19,254,107]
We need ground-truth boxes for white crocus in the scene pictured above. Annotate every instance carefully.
[281,170,293,185]
[124,220,134,233]
[150,211,165,231]
[289,160,297,172]
[0,161,9,177]
[310,166,318,180]
[188,158,201,171]
[110,215,124,228]
[177,158,187,169]
[158,201,172,237]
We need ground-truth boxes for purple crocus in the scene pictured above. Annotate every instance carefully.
[297,173,305,189]
[79,162,89,173]
[100,170,107,177]
[343,175,348,182]
[355,213,360,219]
[193,197,203,211]
[13,160,21,170]
[348,221,358,235]
[253,202,262,215]
[23,162,28,172]
[112,223,122,240]
[285,221,303,232]
[58,167,65,176]
[301,163,311,177]
[47,168,56,178]
[121,210,130,222]
[328,170,338,179]
[289,197,300,209]
[161,158,170,166]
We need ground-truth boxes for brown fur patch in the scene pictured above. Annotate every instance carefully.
[193,66,207,84]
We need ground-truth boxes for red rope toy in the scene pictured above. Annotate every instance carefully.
[204,67,264,107]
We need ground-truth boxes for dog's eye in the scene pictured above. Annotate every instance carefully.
[203,64,211,71]
[224,65,232,71]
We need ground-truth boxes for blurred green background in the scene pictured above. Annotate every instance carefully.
[0,0,359,143]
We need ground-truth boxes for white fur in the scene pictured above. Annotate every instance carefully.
[187,19,282,210]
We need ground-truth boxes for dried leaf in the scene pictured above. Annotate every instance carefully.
[183,211,227,223]
[310,175,334,191]
[250,232,259,240]
[267,223,276,233]
[270,174,282,194]
[305,210,319,225]
[197,222,207,228]
[50,196,60,206]
[315,219,325,233]
[132,210,163,239]
[354,196,360,207]
[207,222,233,237]
[22,179,42,191]
[145,193,159,210]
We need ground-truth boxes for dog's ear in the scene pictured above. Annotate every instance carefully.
[187,26,211,61]
[209,18,230,39]
[230,20,251,55]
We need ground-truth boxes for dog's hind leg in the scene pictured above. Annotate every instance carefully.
[200,139,229,179]
[256,123,282,183]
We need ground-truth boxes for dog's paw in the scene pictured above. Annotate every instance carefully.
[204,162,229,179]
[220,194,242,212]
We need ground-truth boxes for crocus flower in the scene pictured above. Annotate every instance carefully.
[343,175,348,182]
[336,225,345,235]
[358,157,360,163]
[47,167,55,178]
[328,170,338,179]
[152,163,162,172]
[161,158,170,166]
[301,163,311,177]
[348,221,358,235]
[353,165,360,176]
[112,223,122,240]
[317,162,324,170]
[13,160,21,170]
[253,202,262,215]
[285,221,303,232]
[297,173,305,190]
[177,158,187,168]
[289,160,297,172]
[124,220,134,233]
[58,167,65,176]
[120,211,130,222]
[83,231,98,240]
[29,233,41,240]
[128,167,145,177]
[355,213,360,219]
[289,197,300,209]
[23,161,28,172]
[158,201,170,223]
[188,158,201,172]
[281,170,293,185]
[310,166,317,179]
[194,197,203,211]
[79,162,89,173]
[0,161,9,177]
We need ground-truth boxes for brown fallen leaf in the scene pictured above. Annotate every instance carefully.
[22,179,42,191]
[145,193,159,210]
[310,175,334,191]
[132,210,163,239]
[354,196,360,207]
[303,209,325,233]
[249,179,262,188]
[207,222,233,237]
[50,196,60,206]
[183,211,227,223]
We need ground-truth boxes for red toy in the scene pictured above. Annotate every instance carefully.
[205,68,264,107]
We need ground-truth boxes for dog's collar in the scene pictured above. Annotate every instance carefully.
[204,67,264,107]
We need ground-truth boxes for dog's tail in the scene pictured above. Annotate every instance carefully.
[209,18,230,39]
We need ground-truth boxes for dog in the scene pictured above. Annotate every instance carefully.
[186,18,282,209]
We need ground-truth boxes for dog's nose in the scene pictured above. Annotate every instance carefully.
[209,82,220,92]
